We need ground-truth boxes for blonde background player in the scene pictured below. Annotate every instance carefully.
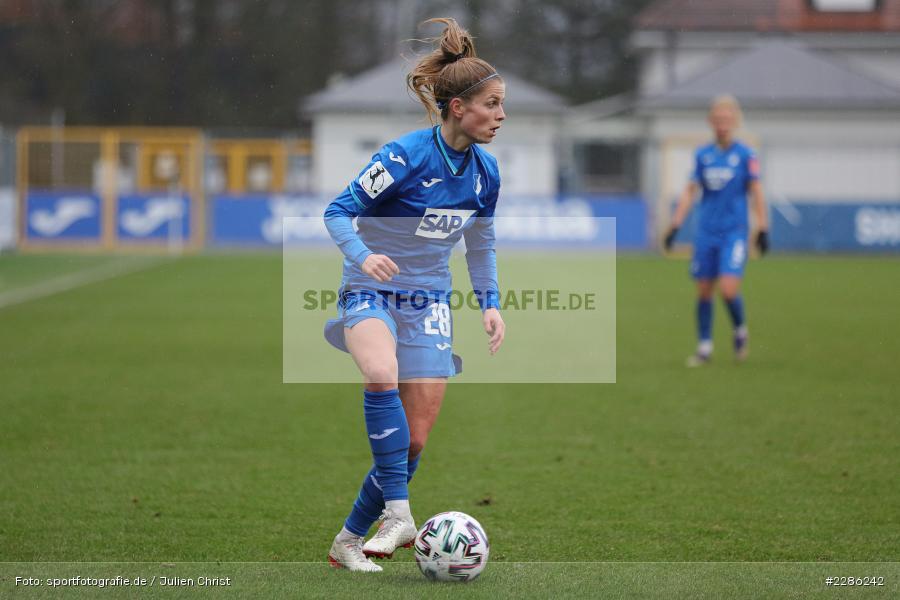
[665,95,768,366]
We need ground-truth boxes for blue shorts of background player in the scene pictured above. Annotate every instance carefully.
[691,232,748,280]
[324,289,463,380]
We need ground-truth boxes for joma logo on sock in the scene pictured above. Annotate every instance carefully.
[369,428,399,440]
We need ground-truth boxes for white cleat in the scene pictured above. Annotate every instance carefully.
[328,535,383,572]
[688,341,714,368]
[363,509,417,559]
[734,326,749,363]
[686,352,711,368]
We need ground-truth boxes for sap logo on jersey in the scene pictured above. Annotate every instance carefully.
[703,167,734,191]
[359,161,394,200]
[415,208,476,239]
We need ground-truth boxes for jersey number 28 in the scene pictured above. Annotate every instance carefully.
[424,302,451,337]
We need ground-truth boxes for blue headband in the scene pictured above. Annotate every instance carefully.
[436,72,500,110]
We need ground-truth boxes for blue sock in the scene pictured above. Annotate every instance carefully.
[697,299,713,346]
[344,454,423,536]
[344,465,384,536]
[363,389,409,501]
[725,295,745,329]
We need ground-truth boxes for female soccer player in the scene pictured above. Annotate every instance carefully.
[322,18,506,571]
[664,94,769,366]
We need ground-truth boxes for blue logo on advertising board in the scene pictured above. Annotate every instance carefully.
[210,194,646,248]
[211,195,330,245]
[26,192,102,240]
[117,195,191,240]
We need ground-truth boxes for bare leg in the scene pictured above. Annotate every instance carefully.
[399,378,447,459]
[344,319,397,391]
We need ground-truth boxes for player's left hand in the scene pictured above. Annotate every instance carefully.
[482,308,505,355]
[755,230,769,256]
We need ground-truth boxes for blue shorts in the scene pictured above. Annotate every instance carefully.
[691,233,748,280]
[324,289,463,380]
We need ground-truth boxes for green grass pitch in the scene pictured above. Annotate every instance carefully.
[1,253,898,598]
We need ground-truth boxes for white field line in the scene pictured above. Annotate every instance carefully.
[0,257,169,310]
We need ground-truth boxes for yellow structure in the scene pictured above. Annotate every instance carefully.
[18,127,204,252]
[207,138,311,194]
[17,127,314,252]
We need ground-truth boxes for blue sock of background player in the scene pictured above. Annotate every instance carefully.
[697,298,713,356]
[340,388,411,538]
[725,295,748,355]
[343,453,421,537]
[725,295,745,330]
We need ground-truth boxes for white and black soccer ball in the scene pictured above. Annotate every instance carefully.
[413,511,489,582]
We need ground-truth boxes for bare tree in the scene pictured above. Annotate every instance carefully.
[0,0,651,126]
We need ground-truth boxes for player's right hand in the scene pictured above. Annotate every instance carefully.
[483,308,505,355]
[361,254,400,282]
[663,227,679,252]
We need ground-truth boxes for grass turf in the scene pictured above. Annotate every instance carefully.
[1,253,898,598]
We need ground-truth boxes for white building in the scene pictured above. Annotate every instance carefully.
[571,0,900,249]
[0,127,15,250]
[302,59,566,196]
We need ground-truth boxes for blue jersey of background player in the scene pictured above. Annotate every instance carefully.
[665,95,769,366]
[322,18,506,572]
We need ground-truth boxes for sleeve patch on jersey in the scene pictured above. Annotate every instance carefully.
[749,156,760,177]
[358,160,395,200]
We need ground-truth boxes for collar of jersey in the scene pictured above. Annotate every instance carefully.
[714,141,737,154]
[432,126,473,177]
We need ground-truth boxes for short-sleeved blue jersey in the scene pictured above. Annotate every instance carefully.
[324,126,501,307]
[691,140,759,237]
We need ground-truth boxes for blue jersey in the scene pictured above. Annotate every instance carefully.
[691,141,759,237]
[324,126,501,309]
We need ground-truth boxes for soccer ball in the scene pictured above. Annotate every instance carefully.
[413,511,489,582]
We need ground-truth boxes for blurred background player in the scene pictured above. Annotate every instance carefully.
[664,95,769,366]
[322,18,506,571]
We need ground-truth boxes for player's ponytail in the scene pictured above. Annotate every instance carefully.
[407,17,501,123]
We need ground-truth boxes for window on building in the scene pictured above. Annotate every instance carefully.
[574,142,640,194]
[810,0,878,12]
